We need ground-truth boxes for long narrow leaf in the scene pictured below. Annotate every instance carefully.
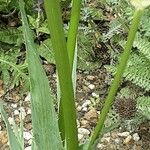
[44,0,79,149]
[19,0,63,149]
[0,103,22,150]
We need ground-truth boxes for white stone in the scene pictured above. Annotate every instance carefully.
[81,100,91,108]
[118,132,130,137]
[28,139,32,145]
[114,138,121,144]
[78,128,90,135]
[123,135,132,144]
[88,84,95,90]
[76,105,82,111]
[14,110,20,115]
[11,104,17,108]
[0,125,2,130]
[82,107,88,112]
[103,132,111,137]
[101,137,110,143]
[132,133,140,142]
[77,120,80,128]
[23,132,32,140]
[19,107,26,119]
[97,143,105,149]
[25,93,31,102]
[8,117,14,125]
[53,74,57,77]
[24,146,31,150]
[87,75,95,80]
[27,109,31,115]
[78,134,84,140]
[92,92,99,98]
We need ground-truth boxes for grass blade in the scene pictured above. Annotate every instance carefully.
[19,0,63,149]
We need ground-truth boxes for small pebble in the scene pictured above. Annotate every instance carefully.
[97,143,105,149]
[91,92,99,98]
[14,110,20,115]
[77,120,80,128]
[27,109,31,115]
[80,119,89,128]
[103,132,111,137]
[88,84,95,90]
[101,137,110,144]
[78,128,90,135]
[11,103,17,108]
[132,133,140,142]
[123,135,132,144]
[23,132,32,141]
[76,105,82,111]
[8,117,14,125]
[87,75,95,80]
[19,107,26,119]
[78,134,84,140]
[28,139,32,145]
[84,109,98,122]
[111,132,118,138]
[81,100,91,108]
[114,138,121,144]
[25,93,31,102]
[118,132,130,137]
[82,107,88,112]
[53,73,57,77]
[25,146,31,150]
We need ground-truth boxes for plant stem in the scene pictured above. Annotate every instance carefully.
[44,0,78,149]
[58,0,81,142]
[67,0,81,70]
[88,9,144,149]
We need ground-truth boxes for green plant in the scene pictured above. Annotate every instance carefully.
[0,0,149,150]
[104,0,150,121]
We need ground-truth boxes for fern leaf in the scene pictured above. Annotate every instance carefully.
[125,53,150,91]
[0,28,22,45]
[133,37,150,60]
[137,96,150,119]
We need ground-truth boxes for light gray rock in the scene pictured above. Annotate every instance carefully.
[78,128,90,135]
[92,92,99,98]
[123,135,132,144]
[25,146,31,150]
[23,132,32,141]
[118,132,130,137]
[14,110,19,115]
[88,84,95,90]
[25,93,31,102]
[132,133,140,141]
[11,103,17,108]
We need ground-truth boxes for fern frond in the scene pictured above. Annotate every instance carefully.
[136,96,150,119]
[0,28,22,45]
[124,53,150,91]
[102,20,122,42]
[106,52,150,91]
[133,37,150,60]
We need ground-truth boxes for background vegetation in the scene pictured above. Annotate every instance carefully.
[0,0,150,149]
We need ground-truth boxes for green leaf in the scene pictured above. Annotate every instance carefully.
[19,0,63,149]
[0,28,22,45]
[38,39,55,64]
[0,103,22,150]
[77,32,101,70]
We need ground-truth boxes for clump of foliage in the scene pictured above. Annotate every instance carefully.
[0,0,150,150]
[103,0,150,120]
